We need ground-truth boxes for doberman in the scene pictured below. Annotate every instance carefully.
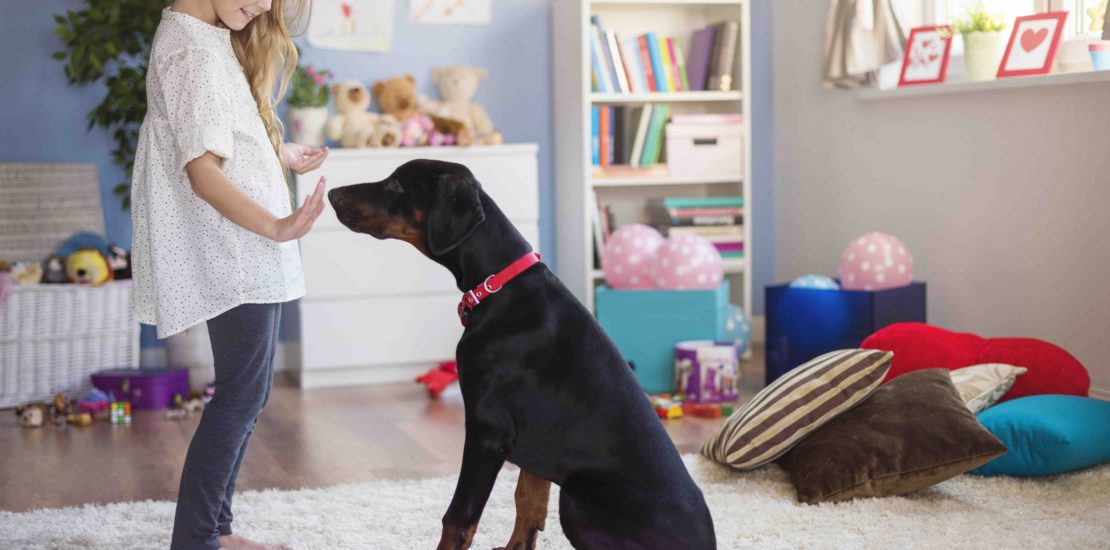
[328,159,715,550]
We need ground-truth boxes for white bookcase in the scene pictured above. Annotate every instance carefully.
[552,0,753,320]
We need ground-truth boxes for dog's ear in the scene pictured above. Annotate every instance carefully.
[427,170,485,255]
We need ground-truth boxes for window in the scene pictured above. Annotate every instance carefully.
[907,0,1106,53]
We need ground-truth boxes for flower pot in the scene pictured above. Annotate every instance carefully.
[165,323,214,392]
[289,106,329,147]
[963,31,1002,82]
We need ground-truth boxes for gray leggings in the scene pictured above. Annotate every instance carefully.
[171,302,281,550]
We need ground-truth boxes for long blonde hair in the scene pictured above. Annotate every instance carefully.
[229,0,309,173]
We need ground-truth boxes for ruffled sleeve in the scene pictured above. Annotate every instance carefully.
[157,47,235,172]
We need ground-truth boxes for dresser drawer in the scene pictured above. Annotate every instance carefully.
[295,145,539,230]
[300,294,463,370]
[300,223,539,298]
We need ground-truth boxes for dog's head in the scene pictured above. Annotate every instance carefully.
[328,159,486,257]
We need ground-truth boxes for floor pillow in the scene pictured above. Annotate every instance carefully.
[972,394,1110,477]
[861,323,1088,402]
[949,363,1027,414]
[777,369,1007,504]
[702,348,891,471]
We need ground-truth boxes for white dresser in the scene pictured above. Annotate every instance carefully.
[292,144,540,389]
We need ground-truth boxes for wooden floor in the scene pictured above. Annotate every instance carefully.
[0,348,764,513]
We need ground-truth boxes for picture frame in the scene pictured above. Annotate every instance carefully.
[997,12,1069,78]
[898,26,954,87]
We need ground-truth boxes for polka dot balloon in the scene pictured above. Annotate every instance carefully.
[601,224,665,289]
[650,234,724,290]
[722,303,753,355]
[789,274,840,290]
[838,232,913,291]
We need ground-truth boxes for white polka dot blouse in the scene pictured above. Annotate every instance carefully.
[131,7,305,338]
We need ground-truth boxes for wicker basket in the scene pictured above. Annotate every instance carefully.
[0,163,139,407]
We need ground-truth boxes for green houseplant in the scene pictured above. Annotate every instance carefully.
[287,63,334,147]
[53,0,171,209]
[953,5,1008,82]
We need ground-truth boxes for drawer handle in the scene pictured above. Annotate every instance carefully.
[693,138,719,146]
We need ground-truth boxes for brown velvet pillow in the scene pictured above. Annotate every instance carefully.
[777,368,1007,504]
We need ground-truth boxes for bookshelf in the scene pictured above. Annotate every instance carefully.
[553,0,752,320]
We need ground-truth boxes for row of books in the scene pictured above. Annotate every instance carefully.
[589,17,741,94]
[649,197,744,259]
[591,104,671,168]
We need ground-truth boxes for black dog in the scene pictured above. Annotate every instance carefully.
[329,160,715,550]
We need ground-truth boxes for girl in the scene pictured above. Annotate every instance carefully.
[130,1,327,548]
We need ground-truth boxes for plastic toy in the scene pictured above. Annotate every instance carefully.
[839,232,913,291]
[109,402,132,425]
[651,234,724,290]
[789,274,840,290]
[77,388,110,414]
[416,360,459,398]
[15,402,47,428]
[721,304,753,356]
[67,412,93,426]
[602,224,665,290]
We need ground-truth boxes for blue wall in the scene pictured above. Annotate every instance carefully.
[0,0,772,349]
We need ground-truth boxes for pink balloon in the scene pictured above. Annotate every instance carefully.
[651,234,724,290]
[838,232,914,291]
[602,224,665,289]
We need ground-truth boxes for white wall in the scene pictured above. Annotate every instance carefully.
[773,0,1110,397]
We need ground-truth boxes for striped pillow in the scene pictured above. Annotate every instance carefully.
[949,363,1027,413]
[702,348,893,470]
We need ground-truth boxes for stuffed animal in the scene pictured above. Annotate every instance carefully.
[12,261,43,285]
[373,75,466,147]
[66,249,113,285]
[41,255,67,284]
[419,65,503,146]
[325,80,401,148]
[15,402,48,428]
[57,231,111,258]
[106,244,132,280]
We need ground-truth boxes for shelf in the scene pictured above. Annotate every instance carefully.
[592,175,741,187]
[590,258,744,281]
[591,91,742,104]
[858,70,1110,101]
[591,0,742,5]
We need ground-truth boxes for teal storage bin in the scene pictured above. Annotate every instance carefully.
[596,282,729,393]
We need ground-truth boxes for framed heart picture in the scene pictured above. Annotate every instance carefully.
[898,26,954,86]
[998,12,1069,78]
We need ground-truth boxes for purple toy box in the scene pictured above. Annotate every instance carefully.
[91,368,189,410]
[674,341,740,403]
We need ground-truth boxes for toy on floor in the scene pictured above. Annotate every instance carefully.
[675,341,740,403]
[77,388,110,415]
[416,360,459,398]
[15,402,48,428]
[109,401,132,425]
[67,412,93,426]
[649,393,735,420]
[52,392,74,426]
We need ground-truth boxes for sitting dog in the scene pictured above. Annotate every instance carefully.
[328,160,715,550]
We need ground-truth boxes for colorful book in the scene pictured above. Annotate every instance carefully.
[615,34,640,93]
[666,37,684,91]
[662,196,744,208]
[655,214,743,227]
[645,32,668,93]
[605,30,630,93]
[637,35,657,92]
[629,104,653,168]
[599,106,611,168]
[673,40,690,91]
[590,106,600,165]
[669,207,743,217]
[620,34,649,93]
[667,225,744,238]
[589,25,614,93]
[659,35,676,92]
[640,104,670,166]
[687,25,716,91]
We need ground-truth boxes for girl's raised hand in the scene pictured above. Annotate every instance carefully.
[271,176,327,242]
[282,143,329,175]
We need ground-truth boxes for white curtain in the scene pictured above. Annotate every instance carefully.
[823,0,906,89]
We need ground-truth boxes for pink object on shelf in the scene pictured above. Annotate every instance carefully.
[650,234,723,290]
[838,232,914,291]
[602,224,665,289]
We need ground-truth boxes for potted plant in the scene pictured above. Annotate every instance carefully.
[287,64,334,147]
[953,5,1007,82]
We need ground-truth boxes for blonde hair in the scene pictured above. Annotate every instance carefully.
[229,0,309,174]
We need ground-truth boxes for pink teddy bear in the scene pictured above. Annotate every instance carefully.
[399,114,456,147]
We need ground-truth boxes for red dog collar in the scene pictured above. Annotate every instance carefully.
[457,251,541,327]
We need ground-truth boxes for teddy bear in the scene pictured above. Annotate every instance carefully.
[66,249,113,285]
[418,65,503,146]
[372,75,467,147]
[325,80,401,148]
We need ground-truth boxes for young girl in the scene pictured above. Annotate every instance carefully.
[130,1,327,548]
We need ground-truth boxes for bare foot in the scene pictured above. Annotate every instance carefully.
[218,534,291,550]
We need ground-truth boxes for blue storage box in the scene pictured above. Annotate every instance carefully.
[765,282,926,385]
[597,282,729,393]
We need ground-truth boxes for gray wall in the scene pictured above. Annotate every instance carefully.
[772,0,1110,395]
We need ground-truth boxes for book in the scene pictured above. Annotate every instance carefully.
[669,207,743,217]
[659,196,744,209]
[659,35,676,92]
[708,21,740,91]
[673,40,690,91]
[687,25,717,91]
[640,104,670,166]
[622,34,650,92]
[612,106,625,165]
[668,225,744,237]
[615,33,641,93]
[670,113,743,125]
[619,106,641,165]
[655,214,743,226]
[599,106,611,168]
[714,242,745,252]
[666,37,684,91]
[645,32,668,92]
[590,106,600,165]
[589,24,614,92]
[637,35,657,92]
[629,104,653,168]
[605,30,630,93]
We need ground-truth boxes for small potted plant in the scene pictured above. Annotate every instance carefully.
[287,64,334,147]
[953,5,1007,82]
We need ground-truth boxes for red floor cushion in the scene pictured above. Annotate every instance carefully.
[861,323,1089,402]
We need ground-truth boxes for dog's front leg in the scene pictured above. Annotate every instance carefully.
[495,469,551,550]
[437,432,506,550]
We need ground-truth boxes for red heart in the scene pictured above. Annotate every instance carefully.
[927,53,939,62]
[862,323,1090,402]
[1020,27,1049,53]
[922,39,934,49]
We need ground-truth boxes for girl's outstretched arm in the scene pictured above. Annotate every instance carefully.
[185,152,327,243]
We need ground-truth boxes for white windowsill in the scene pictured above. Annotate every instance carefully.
[858,69,1110,101]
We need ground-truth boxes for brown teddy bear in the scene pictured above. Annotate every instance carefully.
[372,75,468,147]
[419,65,503,146]
[325,80,401,148]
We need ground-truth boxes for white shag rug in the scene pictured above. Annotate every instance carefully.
[3,456,1109,550]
